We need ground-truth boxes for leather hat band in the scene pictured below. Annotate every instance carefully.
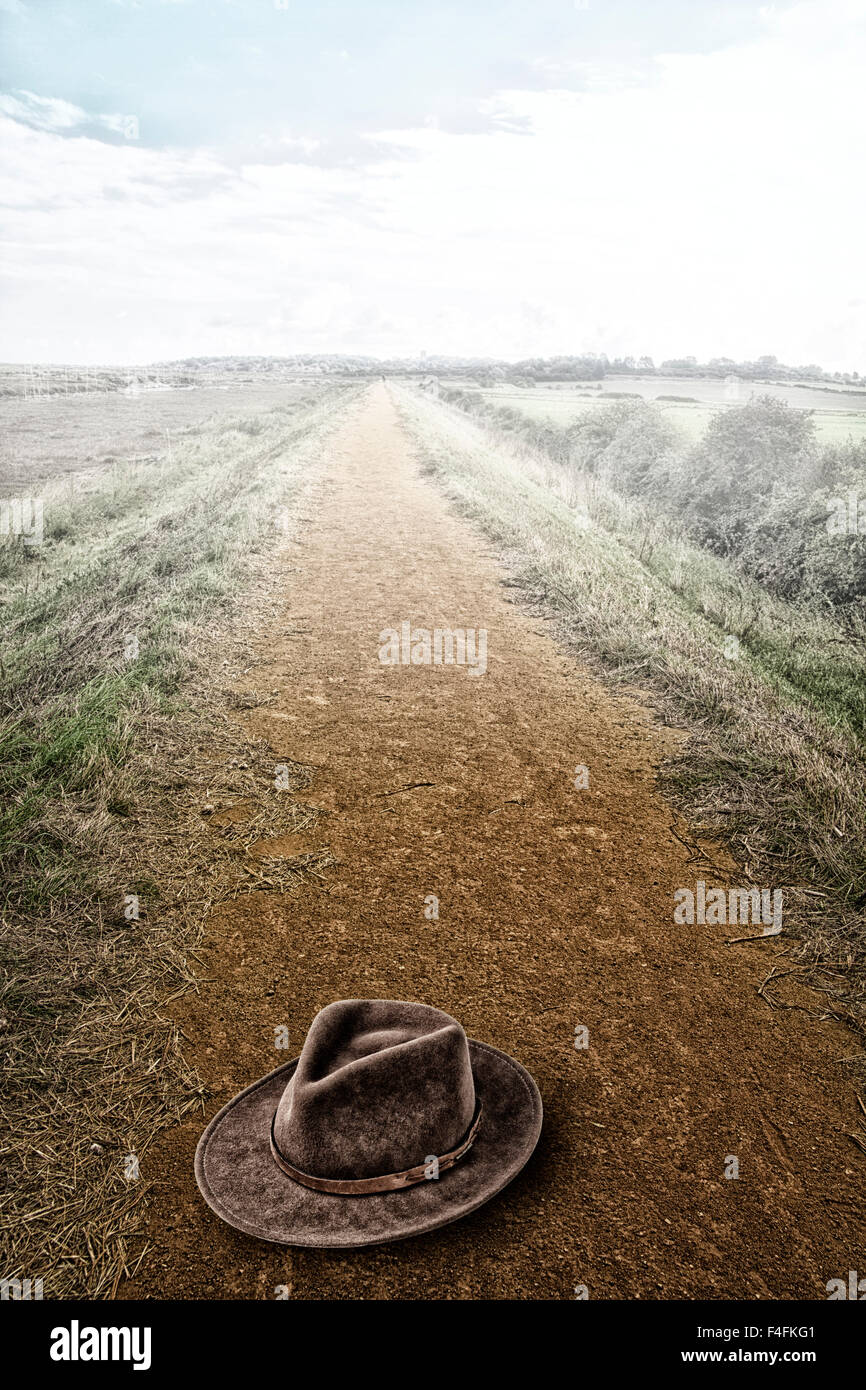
[269,1102,483,1195]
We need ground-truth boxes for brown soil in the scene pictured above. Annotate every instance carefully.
[118,385,865,1301]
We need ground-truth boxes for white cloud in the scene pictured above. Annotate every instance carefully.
[0,90,140,140]
[0,91,88,133]
[1,0,865,366]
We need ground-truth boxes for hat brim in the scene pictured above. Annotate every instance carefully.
[194,1039,542,1248]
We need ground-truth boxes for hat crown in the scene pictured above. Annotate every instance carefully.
[273,1000,476,1181]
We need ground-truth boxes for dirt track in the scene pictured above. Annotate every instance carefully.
[119,384,864,1300]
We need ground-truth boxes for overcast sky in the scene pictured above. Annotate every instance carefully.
[1,0,864,368]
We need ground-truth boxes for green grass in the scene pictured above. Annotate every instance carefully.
[1,393,357,906]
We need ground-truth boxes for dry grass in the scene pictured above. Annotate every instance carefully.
[1,685,334,1298]
[396,384,866,1062]
[0,377,326,489]
[0,386,356,1297]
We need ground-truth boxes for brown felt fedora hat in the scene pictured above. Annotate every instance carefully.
[194,999,543,1247]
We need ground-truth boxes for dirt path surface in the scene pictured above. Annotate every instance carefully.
[119,385,864,1301]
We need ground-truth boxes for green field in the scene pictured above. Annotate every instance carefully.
[476,383,866,447]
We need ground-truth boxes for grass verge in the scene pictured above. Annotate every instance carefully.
[395,384,866,1064]
[0,386,356,1296]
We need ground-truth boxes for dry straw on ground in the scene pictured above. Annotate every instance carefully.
[0,389,355,1298]
[1,683,333,1298]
